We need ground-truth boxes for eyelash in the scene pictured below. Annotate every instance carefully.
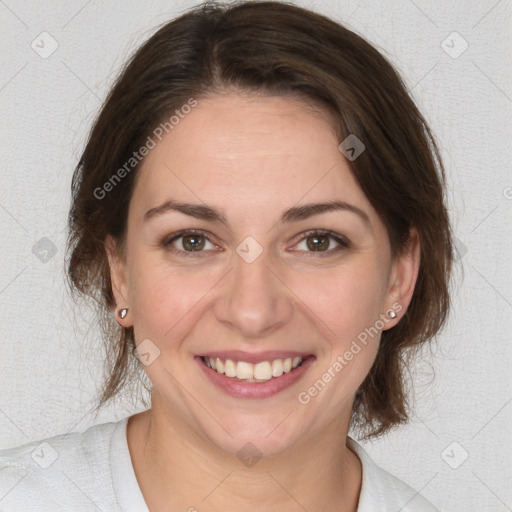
[161,229,350,258]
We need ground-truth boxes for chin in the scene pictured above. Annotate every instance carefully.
[197,412,307,461]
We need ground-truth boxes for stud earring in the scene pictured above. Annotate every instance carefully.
[118,308,129,319]
[388,310,397,319]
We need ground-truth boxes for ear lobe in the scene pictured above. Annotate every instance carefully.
[384,228,421,328]
[105,235,130,311]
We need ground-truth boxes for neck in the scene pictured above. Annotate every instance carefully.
[127,396,362,512]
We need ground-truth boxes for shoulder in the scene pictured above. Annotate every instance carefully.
[0,418,124,511]
[347,437,439,512]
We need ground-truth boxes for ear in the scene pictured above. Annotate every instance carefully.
[382,228,421,330]
[105,235,132,326]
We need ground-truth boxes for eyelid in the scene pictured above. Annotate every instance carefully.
[161,228,350,257]
[289,229,350,255]
[161,229,221,256]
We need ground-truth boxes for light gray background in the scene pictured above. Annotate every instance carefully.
[0,1,511,511]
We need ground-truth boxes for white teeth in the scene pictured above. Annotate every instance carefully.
[215,357,224,374]
[254,361,272,380]
[224,359,236,378]
[272,359,284,377]
[236,361,254,379]
[203,356,304,381]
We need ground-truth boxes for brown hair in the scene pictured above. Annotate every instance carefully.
[67,0,453,439]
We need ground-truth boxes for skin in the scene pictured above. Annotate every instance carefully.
[107,92,420,512]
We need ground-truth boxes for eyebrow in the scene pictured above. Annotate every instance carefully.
[144,199,371,228]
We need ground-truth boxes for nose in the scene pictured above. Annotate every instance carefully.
[212,245,294,339]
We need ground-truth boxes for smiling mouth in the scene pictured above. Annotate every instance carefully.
[199,355,310,382]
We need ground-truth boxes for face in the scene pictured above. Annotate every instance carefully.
[108,93,419,456]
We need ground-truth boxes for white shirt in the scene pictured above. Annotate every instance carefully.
[0,416,438,511]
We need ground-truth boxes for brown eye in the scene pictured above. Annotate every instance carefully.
[294,230,349,256]
[162,230,218,255]
[181,234,206,251]
[306,235,330,251]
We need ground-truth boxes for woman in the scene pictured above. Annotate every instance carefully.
[0,1,452,510]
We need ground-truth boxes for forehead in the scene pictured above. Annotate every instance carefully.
[131,93,374,222]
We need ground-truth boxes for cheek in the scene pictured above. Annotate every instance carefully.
[127,253,221,340]
[287,260,386,398]
[288,261,387,342]
[291,268,384,403]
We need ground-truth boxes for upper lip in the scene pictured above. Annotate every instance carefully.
[197,350,314,364]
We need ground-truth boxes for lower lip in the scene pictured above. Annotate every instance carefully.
[195,356,315,399]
